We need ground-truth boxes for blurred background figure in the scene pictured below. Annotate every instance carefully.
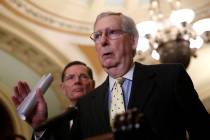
[11,61,95,140]
[0,90,32,140]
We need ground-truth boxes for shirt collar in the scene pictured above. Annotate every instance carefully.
[109,64,135,91]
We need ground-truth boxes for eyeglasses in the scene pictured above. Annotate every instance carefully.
[90,28,128,43]
[64,74,90,82]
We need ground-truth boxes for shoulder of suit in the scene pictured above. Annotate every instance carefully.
[136,62,184,71]
[135,62,185,78]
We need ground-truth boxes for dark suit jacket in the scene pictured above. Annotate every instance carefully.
[38,107,77,140]
[40,118,71,140]
[71,62,210,140]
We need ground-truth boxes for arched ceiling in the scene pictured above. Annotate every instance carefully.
[1,0,210,35]
[0,0,210,117]
[0,17,69,116]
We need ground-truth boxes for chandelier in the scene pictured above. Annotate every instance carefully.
[135,0,210,68]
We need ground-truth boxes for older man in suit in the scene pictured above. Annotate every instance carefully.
[70,12,210,140]
[13,12,210,140]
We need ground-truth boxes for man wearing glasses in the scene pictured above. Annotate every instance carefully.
[70,12,210,139]
[13,11,210,140]
[12,61,95,140]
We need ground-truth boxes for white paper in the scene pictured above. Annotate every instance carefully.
[17,73,53,120]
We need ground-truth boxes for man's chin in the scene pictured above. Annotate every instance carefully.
[71,92,83,98]
[102,62,118,69]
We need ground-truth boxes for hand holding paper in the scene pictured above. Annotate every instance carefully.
[16,73,53,121]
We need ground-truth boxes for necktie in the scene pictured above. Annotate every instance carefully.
[110,77,125,127]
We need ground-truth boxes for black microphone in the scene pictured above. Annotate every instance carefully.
[34,106,78,131]
[113,108,159,140]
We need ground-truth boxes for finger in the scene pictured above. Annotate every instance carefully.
[11,96,20,107]
[32,89,48,122]
[35,89,48,116]
[13,86,19,97]
[13,86,24,103]
[27,89,48,127]
[23,81,31,94]
[35,88,44,102]
[17,81,28,99]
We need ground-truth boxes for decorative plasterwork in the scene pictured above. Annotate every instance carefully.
[0,27,61,76]
[3,0,92,35]
[2,0,210,36]
[0,26,70,108]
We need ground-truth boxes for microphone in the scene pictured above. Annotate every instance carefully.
[113,108,159,140]
[34,106,78,131]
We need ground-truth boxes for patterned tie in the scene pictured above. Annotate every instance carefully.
[110,77,125,127]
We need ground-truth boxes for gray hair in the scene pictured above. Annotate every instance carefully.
[94,11,139,40]
[94,11,139,56]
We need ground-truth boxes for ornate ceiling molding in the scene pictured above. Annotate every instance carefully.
[0,26,70,108]
[2,0,92,35]
[2,0,210,36]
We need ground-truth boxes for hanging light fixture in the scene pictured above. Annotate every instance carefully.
[135,0,210,68]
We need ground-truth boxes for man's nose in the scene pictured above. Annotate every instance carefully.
[100,33,109,46]
[74,76,81,82]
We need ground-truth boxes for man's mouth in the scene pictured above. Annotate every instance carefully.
[73,88,83,92]
[103,52,113,58]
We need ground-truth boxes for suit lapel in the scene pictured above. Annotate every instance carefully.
[128,62,157,112]
[91,78,111,130]
[89,63,157,130]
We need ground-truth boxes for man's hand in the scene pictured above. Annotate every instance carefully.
[11,81,48,128]
[12,81,30,107]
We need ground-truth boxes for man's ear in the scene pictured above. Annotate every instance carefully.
[60,83,65,91]
[92,80,95,89]
[132,36,138,50]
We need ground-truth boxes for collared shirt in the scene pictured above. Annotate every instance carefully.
[108,64,135,111]
[34,130,46,140]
